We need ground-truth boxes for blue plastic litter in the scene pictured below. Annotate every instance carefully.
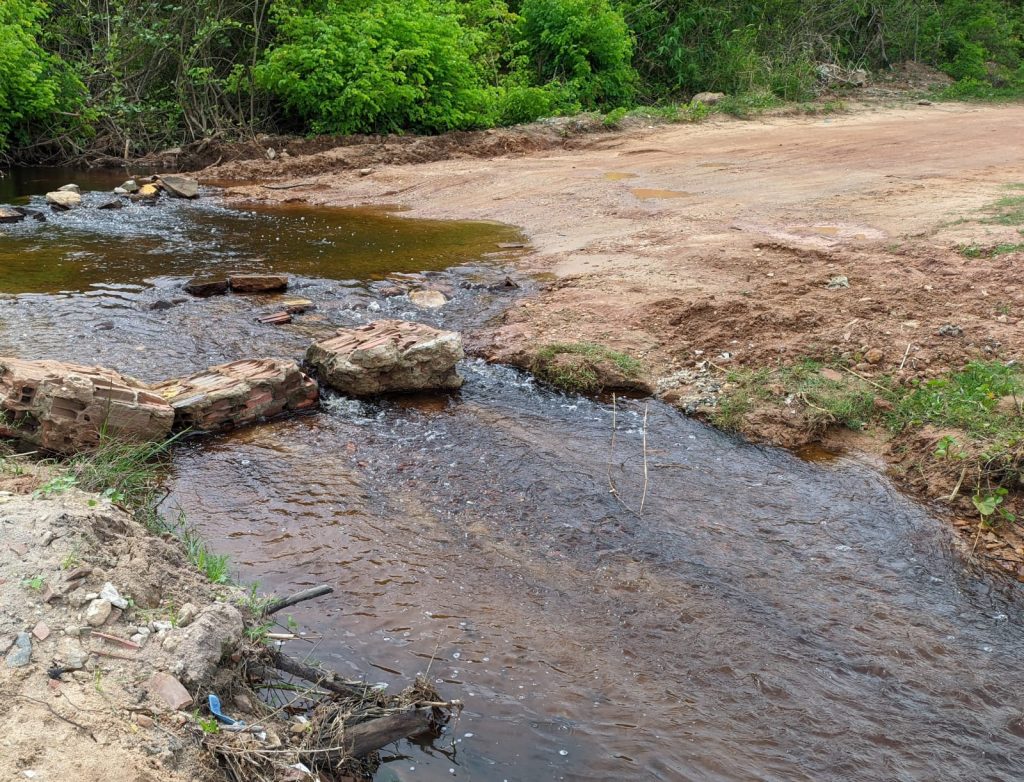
[208,693,243,725]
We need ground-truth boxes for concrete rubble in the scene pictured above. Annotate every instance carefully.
[150,358,318,432]
[306,319,464,396]
[0,358,175,454]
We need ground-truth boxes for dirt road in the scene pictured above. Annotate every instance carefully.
[219,102,1024,388]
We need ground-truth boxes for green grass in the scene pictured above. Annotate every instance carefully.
[984,188,1024,227]
[959,242,1024,258]
[531,342,642,394]
[44,433,233,585]
[712,359,877,432]
[887,361,1023,438]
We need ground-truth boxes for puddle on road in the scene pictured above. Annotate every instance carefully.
[5,169,1024,782]
[631,188,693,201]
[603,172,639,181]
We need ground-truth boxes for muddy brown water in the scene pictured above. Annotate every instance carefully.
[4,171,1024,781]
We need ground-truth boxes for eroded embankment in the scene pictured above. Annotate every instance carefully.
[207,100,1024,577]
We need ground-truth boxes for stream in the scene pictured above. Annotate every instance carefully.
[3,171,1024,781]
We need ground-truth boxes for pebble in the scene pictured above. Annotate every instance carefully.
[31,622,50,642]
[5,632,32,667]
[99,582,128,609]
[85,598,113,627]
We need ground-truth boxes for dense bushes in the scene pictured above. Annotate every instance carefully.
[0,0,84,153]
[256,0,489,134]
[2,0,1023,160]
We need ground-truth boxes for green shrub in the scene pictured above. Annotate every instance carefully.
[517,0,636,109]
[0,0,84,152]
[257,0,490,134]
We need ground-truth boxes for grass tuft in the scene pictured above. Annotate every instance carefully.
[531,342,642,394]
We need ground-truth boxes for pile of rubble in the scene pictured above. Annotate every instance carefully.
[0,176,201,223]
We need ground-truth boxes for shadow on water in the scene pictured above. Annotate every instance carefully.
[4,171,1024,781]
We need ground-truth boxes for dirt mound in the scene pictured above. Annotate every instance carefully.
[0,467,221,782]
[166,116,611,181]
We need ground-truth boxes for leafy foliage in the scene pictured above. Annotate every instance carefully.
[0,0,84,153]
[517,0,636,108]
[257,0,490,134]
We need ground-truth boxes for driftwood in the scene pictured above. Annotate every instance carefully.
[264,585,334,616]
[268,650,369,699]
[343,708,436,757]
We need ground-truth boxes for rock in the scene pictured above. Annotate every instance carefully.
[306,319,464,396]
[176,603,198,627]
[57,183,81,193]
[162,603,243,685]
[820,368,844,383]
[14,206,45,222]
[133,184,160,200]
[0,636,13,656]
[157,175,199,199]
[864,348,884,365]
[233,693,254,713]
[119,179,140,193]
[136,714,155,728]
[0,206,26,224]
[937,323,963,337]
[281,297,315,314]
[113,187,128,195]
[46,190,81,209]
[409,289,448,309]
[31,622,50,641]
[0,358,175,454]
[63,642,88,670]
[150,358,318,432]
[827,275,850,289]
[97,198,125,210]
[256,311,292,325]
[358,168,373,177]
[5,632,32,667]
[184,277,229,297]
[148,299,175,311]
[266,147,276,160]
[691,91,725,106]
[229,273,289,293]
[148,672,193,710]
[99,582,128,609]
[85,599,113,626]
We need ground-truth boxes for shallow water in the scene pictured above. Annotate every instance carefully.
[5,171,1024,781]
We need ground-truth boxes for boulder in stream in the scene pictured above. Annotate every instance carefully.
[229,273,289,293]
[306,319,464,396]
[157,175,199,199]
[0,207,25,224]
[150,358,318,431]
[0,358,175,454]
[184,277,229,297]
[45,190,81,210]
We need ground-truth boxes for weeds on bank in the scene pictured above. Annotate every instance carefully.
[714,359,1024,529]
[602,91,843,129]
[711,359,876,433]
[531,342,642,394]
[40,432,234,584]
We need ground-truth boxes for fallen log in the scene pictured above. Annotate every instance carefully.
[343,707,436,757]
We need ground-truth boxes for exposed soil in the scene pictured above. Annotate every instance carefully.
[0,465,222,782]
[204,99,1024,575]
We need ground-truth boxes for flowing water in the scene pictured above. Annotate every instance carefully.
[4,172,1024,781]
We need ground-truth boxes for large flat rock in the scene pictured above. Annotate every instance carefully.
[150,358,318,431]
[0,358,174,454]
[306,319,464,396]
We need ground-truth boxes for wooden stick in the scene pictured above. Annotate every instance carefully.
[638,404,650,515]
[265,585,333,616]
[898,342,913,371]
[269,650,369,699]
[90,631,141,650]
[344,708,435,757]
